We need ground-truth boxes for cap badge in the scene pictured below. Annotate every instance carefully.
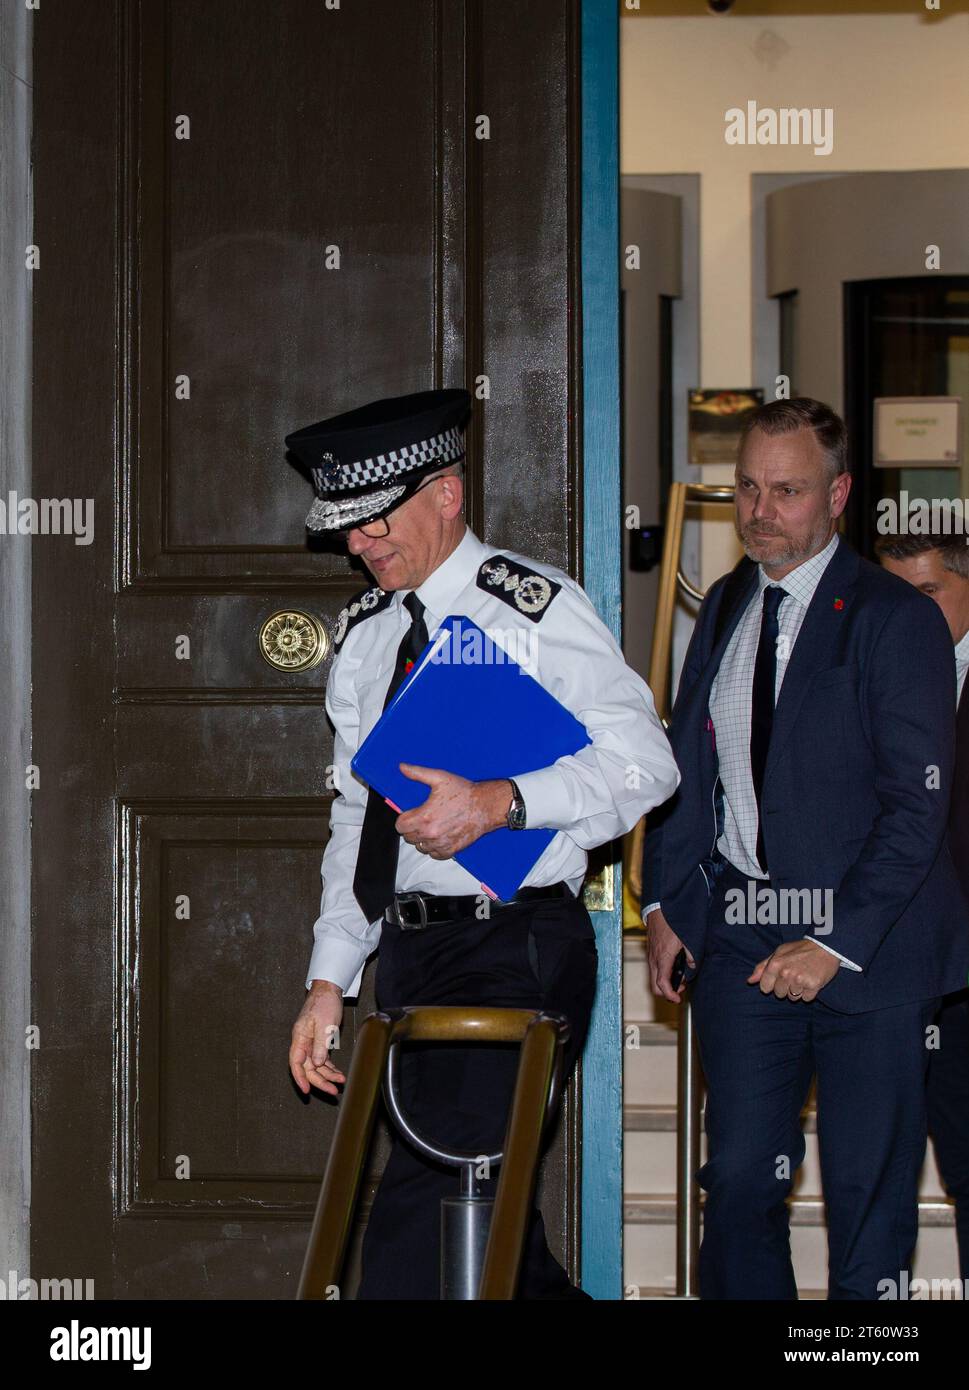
[320,450,341,485]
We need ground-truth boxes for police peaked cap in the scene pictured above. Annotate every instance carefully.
[285,387,472,532]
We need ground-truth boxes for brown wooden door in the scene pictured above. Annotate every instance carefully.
[30,0,582,1297]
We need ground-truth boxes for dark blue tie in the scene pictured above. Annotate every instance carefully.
[750,584,787,874]
[353,592,428,922]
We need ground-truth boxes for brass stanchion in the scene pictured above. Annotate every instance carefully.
[298,1005,570,1301]
[629,482,736,1299]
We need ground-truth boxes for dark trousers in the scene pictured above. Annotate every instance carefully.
[926,988,969,1280]
[692,861,938,1300]
[355,891,598,1300]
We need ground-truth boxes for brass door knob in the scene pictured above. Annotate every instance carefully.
[258,610,329,671]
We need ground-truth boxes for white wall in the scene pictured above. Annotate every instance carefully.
[621,10,969,588]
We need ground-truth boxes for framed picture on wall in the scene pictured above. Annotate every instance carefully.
[688,388,764,467]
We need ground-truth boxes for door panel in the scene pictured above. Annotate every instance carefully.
[32,0,581,1297]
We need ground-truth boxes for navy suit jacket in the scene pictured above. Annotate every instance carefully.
[642,535,969,1013]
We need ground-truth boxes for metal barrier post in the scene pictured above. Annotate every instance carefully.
[640,482,736,1299]
[298,1005,569,1301]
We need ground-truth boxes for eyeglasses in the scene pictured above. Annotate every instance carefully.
[350,475,442,538]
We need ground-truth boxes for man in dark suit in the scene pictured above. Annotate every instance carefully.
[877,530,969,1281]
[641,397,969,1300]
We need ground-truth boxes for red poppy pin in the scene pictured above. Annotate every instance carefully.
[404,659,415,673]
[833,597,844,610]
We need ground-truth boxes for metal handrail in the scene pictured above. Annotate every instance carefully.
[297,1004,571,1301]
[648,483,735,715]
[640,481,736,1299]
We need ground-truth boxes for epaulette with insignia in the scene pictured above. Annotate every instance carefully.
[476,554,562,622]
[333,585,394,650]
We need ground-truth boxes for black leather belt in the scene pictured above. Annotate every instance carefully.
[384,882,574,930]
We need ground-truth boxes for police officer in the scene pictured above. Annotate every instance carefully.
[286,388,679,1299]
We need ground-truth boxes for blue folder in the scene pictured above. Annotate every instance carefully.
[350,614,592,901]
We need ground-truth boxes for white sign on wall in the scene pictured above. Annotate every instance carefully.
[873,397,962,469]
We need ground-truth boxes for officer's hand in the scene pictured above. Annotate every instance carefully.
[748,939,839,1003]
[395,764,510,858]
[646,908,696,1005]
[290,982,346,1096]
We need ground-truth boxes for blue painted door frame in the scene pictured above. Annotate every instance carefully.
[580,0,622,1300]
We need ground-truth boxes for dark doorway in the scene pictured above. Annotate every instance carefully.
[844,276,969,558]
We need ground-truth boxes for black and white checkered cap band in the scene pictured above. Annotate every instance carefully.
[310,423,464,495]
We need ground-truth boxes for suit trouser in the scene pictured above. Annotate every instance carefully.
[355,892,598,1300]
[926,988,969,1281]
[691,861,938,1301]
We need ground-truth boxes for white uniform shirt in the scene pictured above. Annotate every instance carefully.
[306,526,681,996]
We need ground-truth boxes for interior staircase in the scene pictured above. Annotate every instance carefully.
[622,934,960,1298]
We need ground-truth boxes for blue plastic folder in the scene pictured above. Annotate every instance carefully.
[350,614,592,901]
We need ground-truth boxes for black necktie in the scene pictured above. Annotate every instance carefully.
[750,584,787,874]
[352,591,429,922]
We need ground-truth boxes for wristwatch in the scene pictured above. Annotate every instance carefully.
[505,778,527,830]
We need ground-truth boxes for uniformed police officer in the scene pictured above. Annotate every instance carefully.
[286,388,679,1299]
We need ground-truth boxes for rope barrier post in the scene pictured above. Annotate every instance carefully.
[642,483,735,1300]
[299,1005,569,1301]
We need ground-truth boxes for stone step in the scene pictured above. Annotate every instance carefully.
[624,1101,817,1132]
[625,1021,677,1047]
[623,1020,677,1105]
[624,935,663,1023]
[624,1104,949,1200]
[623,1195,961,1293]
[624,1286,828,1300]
[624,1194,955,1227]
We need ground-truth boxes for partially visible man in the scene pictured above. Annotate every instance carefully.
[878,529,969,1280]
[641,396,969,1299]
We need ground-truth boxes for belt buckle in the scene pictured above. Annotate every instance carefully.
[394,891,429,931]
